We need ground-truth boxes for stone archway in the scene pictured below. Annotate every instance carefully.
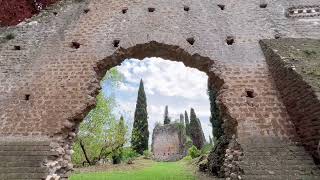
[1,0,320,179]
[1,39,318,179]
[53,41,229,179]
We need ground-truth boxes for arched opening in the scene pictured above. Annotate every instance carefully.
[48,42,240,179]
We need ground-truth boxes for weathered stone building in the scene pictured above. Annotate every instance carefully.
[151,123,187,162]
[0,0,320,179]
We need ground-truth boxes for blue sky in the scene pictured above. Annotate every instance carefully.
[102,57,212,142]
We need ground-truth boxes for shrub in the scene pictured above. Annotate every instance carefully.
[201,143,213,154]
[112,154,121,164]
[143,150,152,159]
[5,33,15,40]
[182,155,192,161]
[188,145,201,159]
[186,136,193,149]
[122,147,139,161]
[303,49,316,56]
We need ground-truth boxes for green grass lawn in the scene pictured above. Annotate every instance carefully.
[70,160,195,180]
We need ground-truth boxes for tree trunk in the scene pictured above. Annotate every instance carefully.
[79,139,92,165]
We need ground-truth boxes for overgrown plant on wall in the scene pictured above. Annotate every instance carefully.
[205,84,236,177]
[72,68,125,166]
[131,79,149,155]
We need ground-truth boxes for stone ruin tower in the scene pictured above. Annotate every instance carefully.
[151,123,187,161]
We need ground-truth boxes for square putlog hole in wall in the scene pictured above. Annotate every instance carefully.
[186,37,195,45]
[83,8,90,14]
[13,45,21,50]
[218,4,225,10]
[71,41,80,49]
[260,3,268,8]
[226,36,235,45]
[148,7,155,12]
[122,7,128,14]
[274,34,281,39]
[184,6,190,11]
[113,40,120,47]
[246,90,256,98]
[25,94,30,101]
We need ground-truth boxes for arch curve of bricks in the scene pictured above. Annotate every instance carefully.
[0,0,320,179]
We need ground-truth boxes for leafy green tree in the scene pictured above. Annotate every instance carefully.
[189,108,205,149]
[131,79,149,155]
[188,145,201,159]
[208,84,223,139]
[163,105,171,124]
[110,116,128,164]
[72,68,124,166]
[185,110,190,136]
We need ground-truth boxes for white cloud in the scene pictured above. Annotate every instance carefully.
[117,58,208,100]
[118,82,136,93]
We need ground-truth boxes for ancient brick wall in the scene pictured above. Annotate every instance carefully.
[151,123,186,161]
[0,137,53,179]
[0,0,320,179]
[261,39,320,163]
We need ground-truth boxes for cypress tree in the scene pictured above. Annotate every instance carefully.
[179,113,184,125]
[163,105,170,124]
[208,84,223,139]
[184,110,190,136]
[189,108,205,149]
[112,116,126,164]
[197,117,206,144]
[131,79,149,154]
[117,116,126,145]
[184,111,189,125]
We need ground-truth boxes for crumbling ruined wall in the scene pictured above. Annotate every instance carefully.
[0,0,320,179]
[151,123,186,161]
[261,38,320,164]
